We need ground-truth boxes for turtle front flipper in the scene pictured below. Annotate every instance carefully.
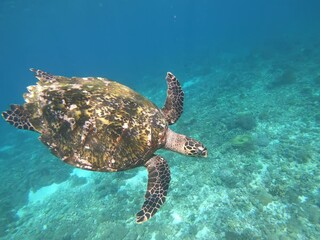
[136,155,171,223]
[2,105,36,131]
[161,72,184,125]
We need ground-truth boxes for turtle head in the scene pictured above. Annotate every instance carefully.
[184,137,208,157]
[164,128,208,157]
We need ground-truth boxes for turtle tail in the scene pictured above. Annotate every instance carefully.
[2,104,36,131]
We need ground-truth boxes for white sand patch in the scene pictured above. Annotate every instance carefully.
[70,168,92,179]
[16,169,93,219]
[27,169,92,205]
[171,211,183,224]
[28,183,61,204]
[17,182,66,218]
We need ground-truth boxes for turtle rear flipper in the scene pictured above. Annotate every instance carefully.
[136,155,171,223]
[161,72,184,125]
[2,104,35,131]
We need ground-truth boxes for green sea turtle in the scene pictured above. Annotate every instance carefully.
[2,69,207,223]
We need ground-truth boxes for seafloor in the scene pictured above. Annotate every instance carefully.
[0,39,320,240]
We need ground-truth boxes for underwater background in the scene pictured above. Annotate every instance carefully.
[1,0,320,239]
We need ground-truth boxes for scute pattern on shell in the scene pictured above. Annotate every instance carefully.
[24,74,168,171]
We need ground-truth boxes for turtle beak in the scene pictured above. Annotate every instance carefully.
[197,146,208,158]
[203,148,208,158]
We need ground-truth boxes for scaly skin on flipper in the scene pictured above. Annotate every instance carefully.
[161,72,184,125]
[2,105,36,131]
[136,155,171,223]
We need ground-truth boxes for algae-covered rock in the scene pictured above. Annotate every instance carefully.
[295,148,312,164]
[269,184,287,198]
[69,175,87,187]
[305,205,320,224]
[230,134,254,152]
[256,188,273,206]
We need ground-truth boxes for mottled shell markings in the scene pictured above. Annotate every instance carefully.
[21,74,167,172]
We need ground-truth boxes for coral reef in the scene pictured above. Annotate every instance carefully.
[1,38,320,239]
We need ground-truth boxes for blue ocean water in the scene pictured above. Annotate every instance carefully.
[1,0,320,239]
